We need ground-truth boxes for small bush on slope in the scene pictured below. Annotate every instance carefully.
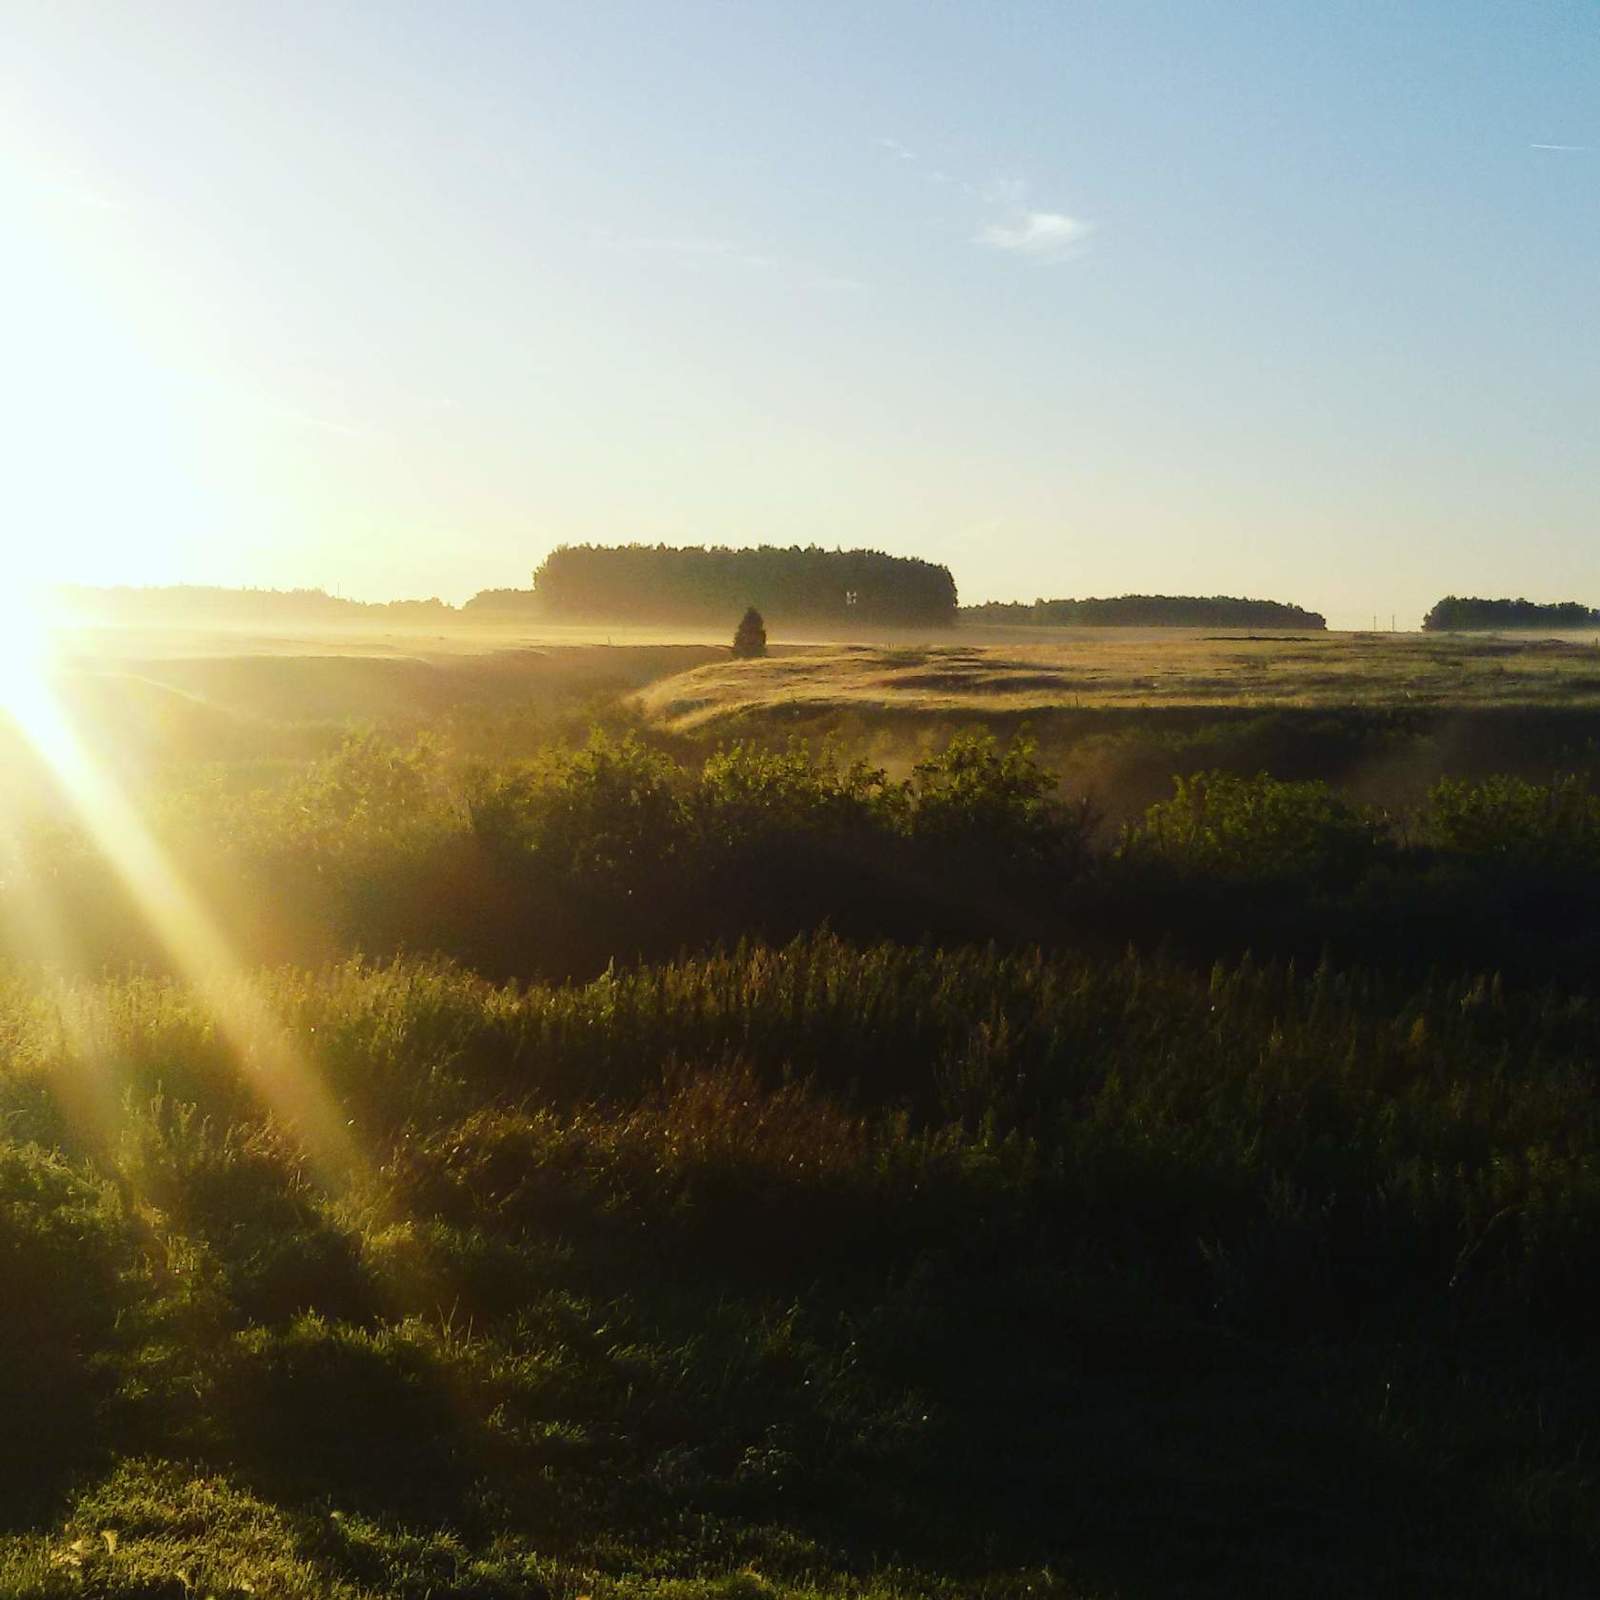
[0,1142,133,1517]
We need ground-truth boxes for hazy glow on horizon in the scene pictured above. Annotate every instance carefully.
[4,2,1598,628]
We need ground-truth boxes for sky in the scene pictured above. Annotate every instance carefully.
[2,1,1597,629]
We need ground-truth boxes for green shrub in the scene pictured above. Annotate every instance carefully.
[907,732,1086,872]
[467,732,688,881]
[1420,774,1600,873]
[689,741,893,855]
[217,1316,466,1515]
[160,733,450,868]
[1120,770,1390,887]
[0,1141,131,1513]
[116,1101,369,1326]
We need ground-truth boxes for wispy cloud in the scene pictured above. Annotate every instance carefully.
[1530,143,1589,152]
[977,210,1093,261]
[978,176,1093,262]
[876,144,1092,263]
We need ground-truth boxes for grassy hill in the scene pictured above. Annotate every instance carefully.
[634,632,1600,733]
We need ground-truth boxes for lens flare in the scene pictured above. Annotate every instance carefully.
[0,580,359,1181]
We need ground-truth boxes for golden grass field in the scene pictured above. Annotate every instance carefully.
[634,626,1600,731]
[31,620,1600,752]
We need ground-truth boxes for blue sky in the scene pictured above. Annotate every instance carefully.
[3,1,1596,626]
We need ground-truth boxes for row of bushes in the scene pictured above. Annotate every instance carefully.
[212,727,1600,888]
[10,730,1600,981]
[1126,768,1600,881]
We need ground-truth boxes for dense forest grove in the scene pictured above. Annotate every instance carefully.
[526,544,960,625]
[1422,596,1600,631]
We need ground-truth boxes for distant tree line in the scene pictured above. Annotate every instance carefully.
[461,588,540,615]
[524,543,959,625]
[60,586,455,624]
[962,594,1327,630]
[1422,597,1600,632]
[57,572,1344,635]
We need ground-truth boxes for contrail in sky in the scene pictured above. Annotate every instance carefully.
[1530,143,1589,151]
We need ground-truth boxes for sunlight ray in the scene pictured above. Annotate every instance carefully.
[0,600,361,1181]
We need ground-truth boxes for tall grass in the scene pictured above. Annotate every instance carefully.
[2,936,1599,1593]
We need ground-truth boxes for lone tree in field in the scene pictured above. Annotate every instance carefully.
[732,607,767,659]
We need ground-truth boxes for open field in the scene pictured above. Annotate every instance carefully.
[637,628,1600,730]
[35,622,1600,772]
[7,620,1600,1596]
[17,620,1600,835]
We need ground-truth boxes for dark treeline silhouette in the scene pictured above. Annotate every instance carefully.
[1422,596,1600,632]
[60,585,455,624]
[461,587,541,614]
[528,543,959,625]
[962,594,1327,629]
[56,576,1351,635]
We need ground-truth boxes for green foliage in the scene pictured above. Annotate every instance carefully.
[1120,770,1390,886]
[0,1142,132,1513]
[148,735,450,890]
[26,718,1600,982]
[690,741,892,853]
[1421,774,1600,872]
[909,732,1092,873]
[3,941,1600,1590]
[467,732,688,880]
[467,728,1076,886]
[218,1316,465,1514]
[116,1101,369,1326]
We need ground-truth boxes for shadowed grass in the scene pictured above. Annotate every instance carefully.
[1,938,1598,1594]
